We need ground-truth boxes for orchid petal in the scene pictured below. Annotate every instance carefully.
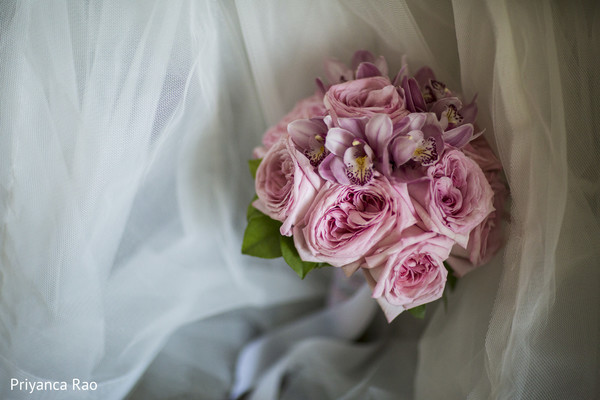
[305,136,329,167]
[319,153,350,185]
[356,62,382,79]
[336,117,368,139]
[411,137,439,166]
[444,124,474,148]
[391,161,429,183]
[317,153,336,182]
[401,77,414,112]
[414,66,436,87]
[323,115,334,129]
[392,64,408,86]
[420,115,445,161]
[315,78,327,96]
[288,118,326,149]
[430,97,463,116]
[407,113,427,131]
[407,77,427,112]
[325,128,355,156]
[365,114,393,157]
[351,50,376,69]
[374,55,389,77]
[343,145,374,185]
[392,115,413,135]
[460,94,478,124]
[324,58,353,84]
[390,135,418,166]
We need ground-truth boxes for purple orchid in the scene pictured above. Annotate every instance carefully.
[389,113,444,168]
[351,50,389,79]
[413,67,478,134]
[319,114,394,186]
[287,118,330,167]
[317,50,390,94]
[386,112,475,182]
[401,75,427,113]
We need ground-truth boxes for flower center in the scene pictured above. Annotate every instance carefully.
[304,135,329,167]
[346,155,373,185]
[444,104,463,129]
[411,137,438,166]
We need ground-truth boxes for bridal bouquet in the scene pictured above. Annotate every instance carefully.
[242,51,507,322]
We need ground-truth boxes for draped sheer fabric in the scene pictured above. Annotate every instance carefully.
[0,1,598,399]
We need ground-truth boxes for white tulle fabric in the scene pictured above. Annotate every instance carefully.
[0,1,598,399]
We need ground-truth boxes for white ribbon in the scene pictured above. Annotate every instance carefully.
[230,284,378,399]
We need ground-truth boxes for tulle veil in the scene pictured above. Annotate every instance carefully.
[0,1,598,399]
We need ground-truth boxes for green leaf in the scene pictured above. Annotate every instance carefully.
[408,305,426,319]
[248,159,262,179]
[280,235,324,279]
[241,209,282,259]
[246,196,261,221]
[443,261,458,290]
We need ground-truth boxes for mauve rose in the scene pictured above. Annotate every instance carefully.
[253,135,323,236]
[462,136,503,172]
[293,174,416,268]
[362,226,453,321]
[409,149,494,248]
[324,76,409,123]
[261,93,326,150]
[445,136,507,275]
[448,170,508,276]
[467,171,507,263]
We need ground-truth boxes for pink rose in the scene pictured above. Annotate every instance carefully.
[253,135,323,236]
[260,93,326,150]
[466,171,507,263]
[363,226,453,321]
[324,76,410,123]
[448,170,508,276]
[293,174,416,268]
[461,136,503,172]
[409,149,495,248]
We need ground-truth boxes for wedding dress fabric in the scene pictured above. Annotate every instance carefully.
[0,1,598,399]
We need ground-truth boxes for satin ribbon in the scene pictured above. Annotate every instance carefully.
[230,283,378,399]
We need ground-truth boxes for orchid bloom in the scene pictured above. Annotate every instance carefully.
[319,114,394,186]
[389,113,444,168]
[288,118,330,167]
[413,67,478,134]
[318,50,390,92]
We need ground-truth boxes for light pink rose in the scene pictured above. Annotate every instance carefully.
[467,171,507,263]
[409,149,495,248]
[293,174,416,268]
[448,170,508,276]
[253,135,323,236]
[324,76,410,123]
[362,226,453,321]
[260,93,326,151]
[446,137,508,276]
[461,136,503,172]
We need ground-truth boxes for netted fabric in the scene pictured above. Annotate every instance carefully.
[0,1,598,399]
